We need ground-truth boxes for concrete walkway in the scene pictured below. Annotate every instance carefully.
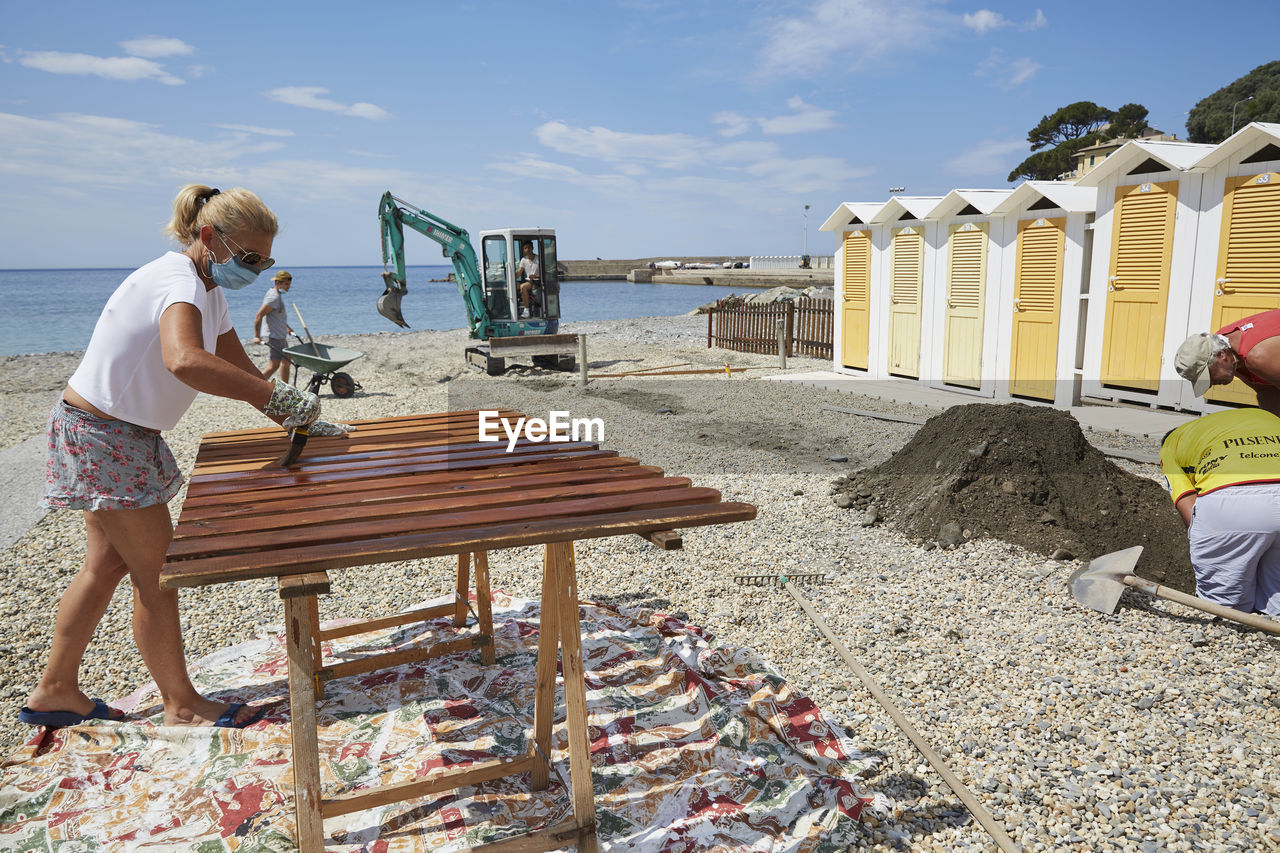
[766,371,1194,441]
[0,434,48,550]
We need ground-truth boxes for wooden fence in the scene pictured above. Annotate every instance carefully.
[707,298,833,359]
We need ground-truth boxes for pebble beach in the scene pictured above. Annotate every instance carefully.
[1,314,1277,852]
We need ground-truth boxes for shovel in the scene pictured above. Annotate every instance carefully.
[1068,546,1280,635]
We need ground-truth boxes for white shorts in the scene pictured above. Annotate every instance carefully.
[1188,483,1280,616]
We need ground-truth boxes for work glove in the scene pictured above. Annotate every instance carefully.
[307,421,356,437]
[264,378,320,428]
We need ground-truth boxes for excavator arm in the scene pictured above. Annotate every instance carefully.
[377,191,488,336]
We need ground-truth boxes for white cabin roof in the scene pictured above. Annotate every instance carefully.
[1190,122,1280,171]
[927,189,1014,219]
[869,196,944,224]
[819,202,888,231]
[1075,139,1216,187]
[992,181,1096,215]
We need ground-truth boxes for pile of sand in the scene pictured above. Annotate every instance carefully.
[835,403,1194,592]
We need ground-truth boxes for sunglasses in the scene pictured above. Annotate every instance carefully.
[216,230,275,271]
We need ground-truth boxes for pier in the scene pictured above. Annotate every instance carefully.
[561,257,834,289]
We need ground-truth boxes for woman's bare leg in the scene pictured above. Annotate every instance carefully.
[24,510,129,716]
[28,504,256,726]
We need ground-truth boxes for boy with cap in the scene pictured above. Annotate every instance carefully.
[253,270,295,382]
[1175,309,1280,415]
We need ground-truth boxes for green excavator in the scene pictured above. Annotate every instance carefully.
[377,191,577,374]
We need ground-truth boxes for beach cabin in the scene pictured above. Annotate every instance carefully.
[820,202,886,374]
[922,189,1014,396]
[1076,139,1214,409]
[1182,122,1280,411]
[867,197,944,380]
[989,182,1097,407]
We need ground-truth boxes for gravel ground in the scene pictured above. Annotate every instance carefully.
[1,314,1277,852]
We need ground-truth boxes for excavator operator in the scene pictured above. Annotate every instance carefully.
[516,240,540,318]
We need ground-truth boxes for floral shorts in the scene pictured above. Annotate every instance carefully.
[42,400,182,512]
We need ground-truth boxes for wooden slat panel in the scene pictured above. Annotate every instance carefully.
[1208,172,1280,405]
[167,486,725,560]
[174,476,695,541]
[176,463,665,522]
[162,501,758,588]
[889,227,924,377]
[162,412,757,593]
[943,223,988,388]
[183,448,622,499]
[1010,217,1066,400]
[1100,181,1177,391]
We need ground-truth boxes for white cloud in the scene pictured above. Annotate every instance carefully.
[119,36,194,58]
[534,121,706,170]
[1024,9,1047,29]
[757,0,948,78]
[264,86,390,120]
[489,156,639,194]
[976,49,1042,89]
[712,98,839,138]
[521,119,868,199]
[218,124,296,137]
[18,50,184,85]
[1005,57,1041,88]
[962,10,1009,33]
[712,111,752,138]
[0,112,271,188]
[945,137,1026,175]
[0,111,421,218]
[709,140,782,164]
[758,97,838,135]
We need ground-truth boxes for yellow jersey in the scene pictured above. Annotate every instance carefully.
[1160,408,1280,503]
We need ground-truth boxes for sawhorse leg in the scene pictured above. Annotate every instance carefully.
[531,541,597,852]
[280,572,331,853]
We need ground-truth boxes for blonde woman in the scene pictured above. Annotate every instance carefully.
[21,185,333,729]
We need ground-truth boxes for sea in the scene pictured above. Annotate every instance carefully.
[0,265,742,357]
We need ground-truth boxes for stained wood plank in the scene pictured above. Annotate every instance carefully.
[178,457,648,512]
[183,448,621,499]
[162,502,757,588]
[320,754,537,820]
[191,439,603,483]
[167,486,724,560]
[174,477,695,541]
[175,464,666,522]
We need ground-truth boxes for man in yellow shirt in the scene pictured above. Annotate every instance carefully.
[1160,408,1280,616]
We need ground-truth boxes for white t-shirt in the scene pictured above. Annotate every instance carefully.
[68,251,233,430]
[517,256,540,281]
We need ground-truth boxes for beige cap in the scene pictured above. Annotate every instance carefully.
[272,270,292,282]
[1174,332,1217,397]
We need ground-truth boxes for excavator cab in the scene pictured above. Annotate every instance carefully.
[480,229,561,324]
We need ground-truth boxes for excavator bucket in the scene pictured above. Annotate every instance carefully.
[378,272,410,328]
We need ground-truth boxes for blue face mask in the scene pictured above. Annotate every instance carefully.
[208,249,262,290]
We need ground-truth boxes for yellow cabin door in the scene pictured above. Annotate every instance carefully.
[943,223,987,388]
[1009,217,1066,400]
[1100,181,1178,391]
[840,230,871,369]
[1207,172,1280,406]
[888,227,924,377]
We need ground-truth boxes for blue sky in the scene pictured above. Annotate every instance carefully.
[1,0,1277,268]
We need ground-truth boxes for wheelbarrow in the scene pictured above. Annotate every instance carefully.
[284,337,364,398]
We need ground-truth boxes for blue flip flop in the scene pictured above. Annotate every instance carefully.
[19,698,122,728]
[213,702,266,729]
